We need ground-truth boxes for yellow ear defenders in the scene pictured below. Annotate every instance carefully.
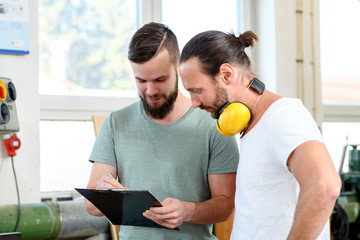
[216,78,265,137]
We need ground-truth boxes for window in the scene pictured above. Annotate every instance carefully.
[319,0,360,169]
[322,122,360,172]
[162,0,241,51]
[39,0,139,193]
[162,0,241,96]
[40,121,95,192]
[319,0,360,104]
[39,0,138,97]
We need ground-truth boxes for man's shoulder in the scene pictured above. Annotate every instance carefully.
[190,107,214,121]
[110,101,141,118]
[187,108,234,141]
[103,101,143,127]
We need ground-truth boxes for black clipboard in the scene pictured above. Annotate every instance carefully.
[75,188,179,230]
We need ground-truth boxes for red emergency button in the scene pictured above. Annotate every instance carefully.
[0,80,7,101]
[0,86,4,99]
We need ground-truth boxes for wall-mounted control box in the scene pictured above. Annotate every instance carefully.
[0,77,19,133]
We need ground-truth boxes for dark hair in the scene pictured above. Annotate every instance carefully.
[128,22,180,65]
[180,30,258,77]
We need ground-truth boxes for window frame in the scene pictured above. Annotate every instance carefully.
[323,103,360,123]
[319,0,360,124]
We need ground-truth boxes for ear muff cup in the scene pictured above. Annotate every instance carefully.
[216,102,251,137]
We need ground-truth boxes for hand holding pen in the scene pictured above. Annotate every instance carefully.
[96,172,128,190]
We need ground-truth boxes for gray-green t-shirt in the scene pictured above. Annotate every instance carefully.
[89,101,239,240]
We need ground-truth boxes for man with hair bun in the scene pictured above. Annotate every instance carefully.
[180,30,341,240]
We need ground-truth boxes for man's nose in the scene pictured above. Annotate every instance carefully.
[146,83,159,96]
[191,99,202,109]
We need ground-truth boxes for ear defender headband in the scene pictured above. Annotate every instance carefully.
[216,78,265,137]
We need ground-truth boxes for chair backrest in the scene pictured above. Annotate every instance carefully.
[214,214,234,240]
[92,115,107,136]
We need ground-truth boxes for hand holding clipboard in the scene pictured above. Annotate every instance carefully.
[76,188,178,230]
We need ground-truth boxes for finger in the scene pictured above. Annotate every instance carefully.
[96,175,124,189]
[104,181,117,188]
[150,199,179,214]
[161,197,175,205]
[108,178,124,188]
[144,208,177,222]
[143,209,168,220]
[148,206,169,214]
[96,178,108,188]
[143,212,178,229]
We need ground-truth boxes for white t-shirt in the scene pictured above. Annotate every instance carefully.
[230,98,330,240]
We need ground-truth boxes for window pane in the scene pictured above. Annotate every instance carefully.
[162,0,240,97]
[322,122,360,172]
[319,0,360,103]
[162,0,240,50]
[40,120,95,192]
[39,0,138,97]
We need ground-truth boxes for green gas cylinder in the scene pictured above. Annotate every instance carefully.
[0,202,60,240]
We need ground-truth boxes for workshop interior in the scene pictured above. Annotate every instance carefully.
[1,0,360,239]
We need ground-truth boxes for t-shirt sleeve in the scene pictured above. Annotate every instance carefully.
[269,100,323,169]
[89,113,117,167]
[208,131,240,174]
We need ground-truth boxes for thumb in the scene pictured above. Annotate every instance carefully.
[161,197,175,205]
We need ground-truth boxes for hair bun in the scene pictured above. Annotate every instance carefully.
[239,31,258,49]
[238,36,246,48]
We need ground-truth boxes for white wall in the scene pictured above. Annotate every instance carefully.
[0,0,40,204]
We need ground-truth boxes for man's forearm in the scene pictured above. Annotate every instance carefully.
[143,173,236,228]
[287,182,340,239]
[84,198,104,216]
[184,195,234,224]
[286,141,341,239]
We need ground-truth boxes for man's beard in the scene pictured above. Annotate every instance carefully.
[140,82,178,120]
[200,81,228,119]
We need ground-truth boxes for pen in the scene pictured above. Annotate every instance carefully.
[107,172,127,191]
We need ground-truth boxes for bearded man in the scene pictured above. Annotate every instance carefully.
[84,22,239,240]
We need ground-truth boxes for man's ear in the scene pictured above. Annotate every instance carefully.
[219,63,234,85]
